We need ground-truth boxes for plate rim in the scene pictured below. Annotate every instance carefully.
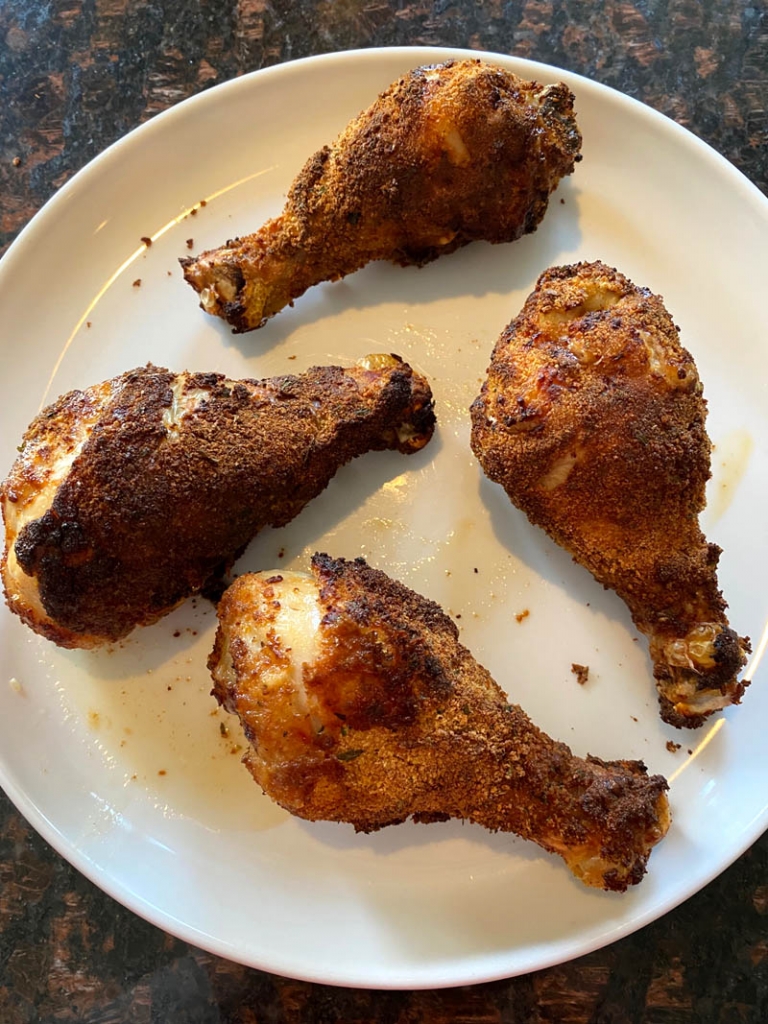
[1,45,767,990]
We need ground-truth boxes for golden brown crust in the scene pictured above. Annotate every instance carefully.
[470,261,750,727]
[181,59,581,332]
[211,555,670,892]
[2,358,434,648]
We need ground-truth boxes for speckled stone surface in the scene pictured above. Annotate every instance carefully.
[1,1,768,1020]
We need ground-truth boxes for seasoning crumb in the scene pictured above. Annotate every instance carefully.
[190,207,198,216]
[141,236,152,247]
[288,354,297,360]
[571,663,589,686]
[220,722,229,737]
[631,715,638,722]
[687,748,693,755]
[455,613,462,619]
[473,567,478,574]
[167,270,172,276]
[86,321,92,328]
[173,630,181,638]
[515,609,530,623]
[186,238,194,249]
[158,769,167,776]
[132,278,141,288]
[277,547,286,558]
[666,740,682,753]
[560,197,565,204]
[200,199,207,207]
[12,156,21,167]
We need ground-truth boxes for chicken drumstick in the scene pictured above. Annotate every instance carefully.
[182,59,582,332]
[470,262,750,728]
[1,357,434,648]
[209,554,670,892]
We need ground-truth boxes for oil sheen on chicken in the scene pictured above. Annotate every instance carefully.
[470,261,750,728]
[181,59,582,332]
[209,554,670,892]
[1,358,434,648]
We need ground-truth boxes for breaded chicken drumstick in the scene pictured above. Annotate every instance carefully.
[181,59,581,332]
[470,262,750,728]
[1,358,434,648]
[209,554,670,892]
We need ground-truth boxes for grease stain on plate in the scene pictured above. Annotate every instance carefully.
[708,429,754,523]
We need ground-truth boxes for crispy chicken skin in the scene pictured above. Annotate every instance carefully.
[1,358,434,649]
[181,59,582,332]
[209,554,670,892]
[470,262,750,728]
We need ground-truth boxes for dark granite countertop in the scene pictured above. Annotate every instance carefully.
[1,1,767,1020]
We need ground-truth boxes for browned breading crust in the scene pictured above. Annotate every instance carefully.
[470,261,750,728]
[211,555,670,892]
[181,59,582,332]
[1,358,434,648]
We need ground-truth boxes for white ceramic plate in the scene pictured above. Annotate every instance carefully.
[1,47,767,990]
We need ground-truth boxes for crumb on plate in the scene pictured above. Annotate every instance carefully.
[571,663,589,686]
